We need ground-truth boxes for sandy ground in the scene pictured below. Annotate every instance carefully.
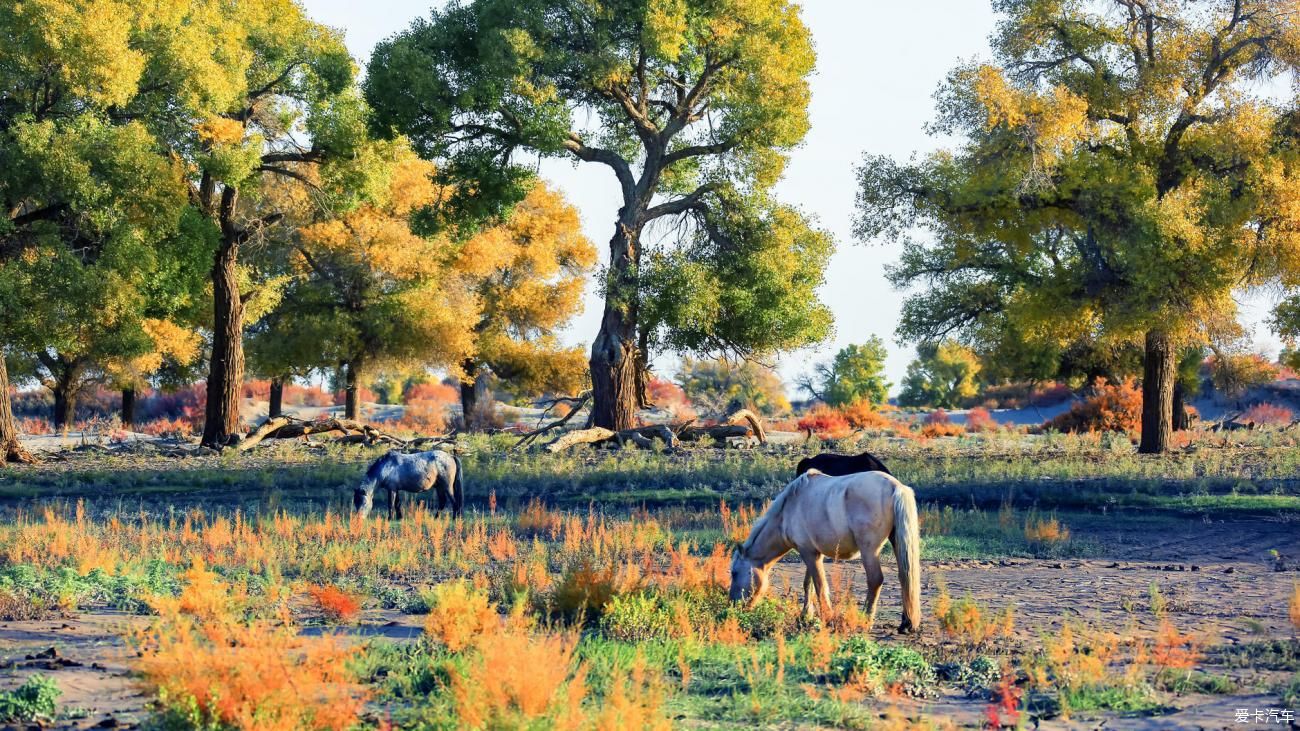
[0,515,1295,729]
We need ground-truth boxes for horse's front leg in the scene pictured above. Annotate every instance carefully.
[799,550,829,619]
[394,490,404,521]
[386,487,397,520]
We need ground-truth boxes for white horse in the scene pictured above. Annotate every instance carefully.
[353,449,463,519]
[729,469,922,633]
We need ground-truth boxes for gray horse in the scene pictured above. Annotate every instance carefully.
[353,449,463,519]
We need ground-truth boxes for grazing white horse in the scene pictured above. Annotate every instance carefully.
[729,469,922,633]
[353,449,463,519]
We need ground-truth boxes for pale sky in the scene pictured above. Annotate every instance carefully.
[301,0,1284,394]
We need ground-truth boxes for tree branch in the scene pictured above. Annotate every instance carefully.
[562,134,635,201]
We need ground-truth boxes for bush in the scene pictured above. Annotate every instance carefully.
[139,563,366,731]
[1042,379,1141,434]
[0,675,59,723]
[600,593,670,642]
[841,399,893,431]
[830,636,937,698]
[424,580,498,652]
[965,406,998,432]
[796,404,853,439]
[307,585,361,623]
[1243,403,1292,427]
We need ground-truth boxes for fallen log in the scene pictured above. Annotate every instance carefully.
[543,427,616,453]
[677,409,767,445]
[235,416,401,451]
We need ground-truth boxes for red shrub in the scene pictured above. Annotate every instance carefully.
[1042,379,1141,434]
[647,377,696,420]
[1243,402,1293,427]
[924,409,950,425]
[241,380,271,400]
[404,382,459,405]
[796,404,853,439]
[307,585,362,622]
[964,406,998,432]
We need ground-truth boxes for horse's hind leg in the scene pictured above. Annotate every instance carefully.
[799,550,829,619]
[386,487,397,520]
[859,550,885,632]
[394,490,404,521]
[434,485,448,517]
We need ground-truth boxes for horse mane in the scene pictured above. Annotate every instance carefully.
[363,451,399,482]
[741,470,816,553]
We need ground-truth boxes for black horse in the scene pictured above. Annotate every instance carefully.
[795,450,891,478]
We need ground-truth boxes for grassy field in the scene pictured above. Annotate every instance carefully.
[0,431,1297,729]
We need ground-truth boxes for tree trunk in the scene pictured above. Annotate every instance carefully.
[589,221,642,431]
[202,236,245,449]
[344,361,360,421]
[0,355,35,464]
[1171,381,1189,431]
[459,358,493,431]
[52,382,75,435]
[121,388,136,430]
[1139,329,1175,454]
[268,377,284,419]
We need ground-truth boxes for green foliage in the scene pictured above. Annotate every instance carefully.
[0,675,60,723]
[676,357,790,416]
[830,636,937,698]
[898,340,981,408]
[599,593,671,642]
[803,338,890,406]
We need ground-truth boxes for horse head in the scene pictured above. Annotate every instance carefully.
[728,545,769,605]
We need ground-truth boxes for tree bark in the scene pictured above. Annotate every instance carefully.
[1139,329,1175,454]
[589,221,642,431]
[343,361,360,421]
[202,235,245,448]
[121,388,136,430]
[268,377,284,419]
[0,355,35,464]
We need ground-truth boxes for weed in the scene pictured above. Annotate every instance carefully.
[307,584,361,623]
[0,675,60,723]
[830,636,937,698]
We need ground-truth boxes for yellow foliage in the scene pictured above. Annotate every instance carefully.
[424,579,499,652]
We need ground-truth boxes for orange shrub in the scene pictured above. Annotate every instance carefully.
[797,405,853,439]
[1243,402,1293,427]
[1024,513,1070,544]
[425,580,499,652]
[1151,620,1200,671]
[841,399,893,430]
[307,585,361,623]
[1042,379,1141,434]
[138,563,365,731]
[449,627,585,729]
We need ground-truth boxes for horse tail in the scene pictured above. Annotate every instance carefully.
[451,453,464,515]
[892,481,921,633]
